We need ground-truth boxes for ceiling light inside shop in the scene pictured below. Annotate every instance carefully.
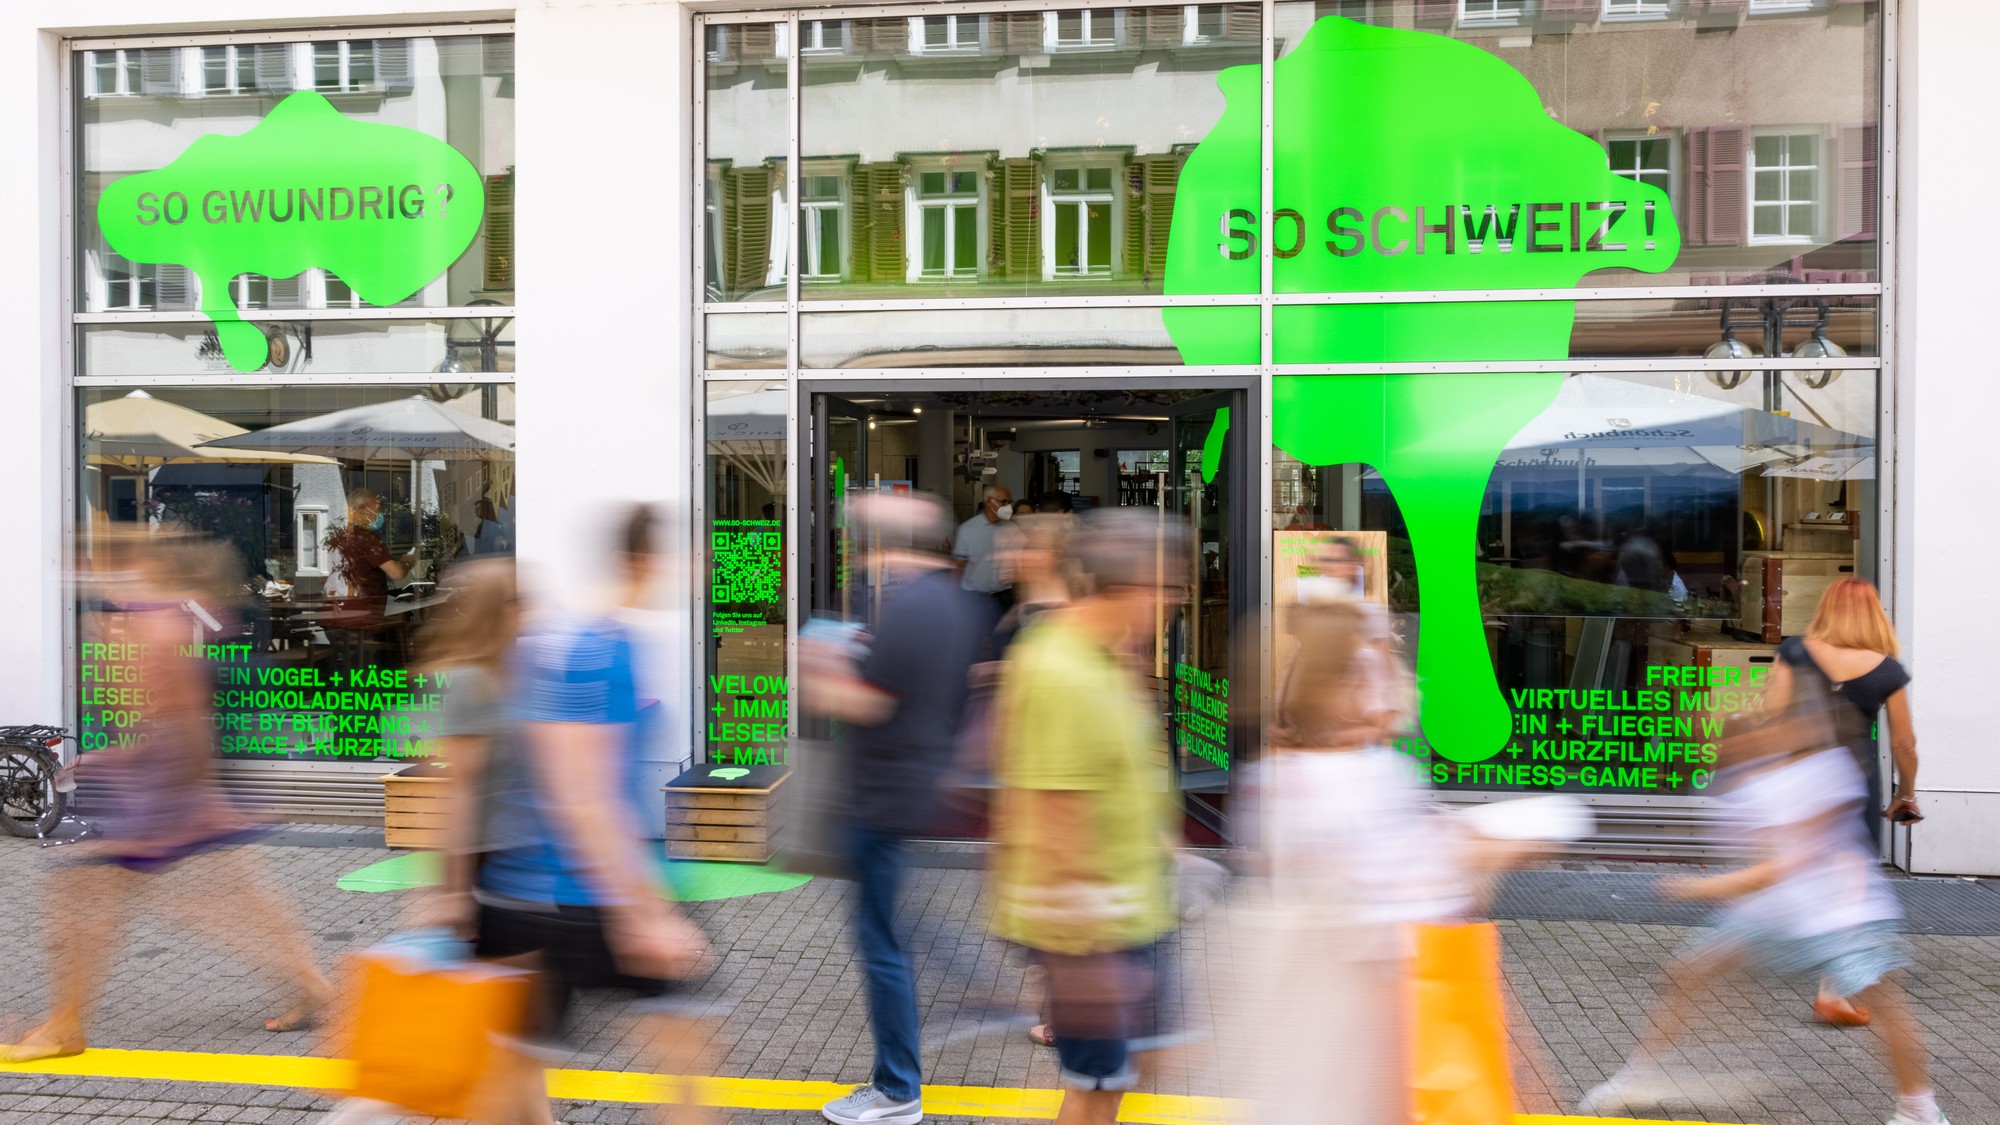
[1704,330,1754,391]
[1790,332,1848,389]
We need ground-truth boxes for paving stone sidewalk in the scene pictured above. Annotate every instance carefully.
[1,832,1996,1125]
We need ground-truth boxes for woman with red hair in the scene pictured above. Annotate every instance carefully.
[1765,577,1921,1027]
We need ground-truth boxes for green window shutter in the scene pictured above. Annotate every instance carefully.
[725,165,774,295]
[1127,153,1185,287]
[991,158,1040,280]
[484,170,515,290]
[851,162,906,283]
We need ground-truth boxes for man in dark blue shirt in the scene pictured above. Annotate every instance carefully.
[812,492,988,1125]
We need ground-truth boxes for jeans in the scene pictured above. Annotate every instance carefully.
[849,822,921,1101]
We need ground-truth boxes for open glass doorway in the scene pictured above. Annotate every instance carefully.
[799,381,1256,842]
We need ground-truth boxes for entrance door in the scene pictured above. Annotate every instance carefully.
[1163,390,1250,838]
[807,393,871,624]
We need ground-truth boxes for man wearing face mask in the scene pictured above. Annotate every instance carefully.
[324,487,416,629]
[952,483,1016,614]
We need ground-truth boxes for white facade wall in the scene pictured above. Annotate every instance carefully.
[1,1,1991,872]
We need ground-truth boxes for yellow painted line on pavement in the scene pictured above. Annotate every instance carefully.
[1,1045,1748,1124]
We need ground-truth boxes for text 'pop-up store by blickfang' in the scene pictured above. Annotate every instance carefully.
[9,0,1997,874]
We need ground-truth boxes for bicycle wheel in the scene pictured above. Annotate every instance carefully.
[0,747,65,837]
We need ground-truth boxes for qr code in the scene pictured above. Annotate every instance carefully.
[711,528,782,605]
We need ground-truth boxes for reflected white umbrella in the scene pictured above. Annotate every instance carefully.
[706,386,788,498]
[1764,452,1875,481]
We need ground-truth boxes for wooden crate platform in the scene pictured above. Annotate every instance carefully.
[381,763,451,850]
[663,763,791,864]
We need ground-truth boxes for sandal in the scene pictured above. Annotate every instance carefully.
[1813,996,1872,1028]
[1028,1023,1055,1047]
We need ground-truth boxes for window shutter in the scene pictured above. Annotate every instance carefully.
[990,158,1040,280]
[1125,153,1185,286]
[484,170,516,289]
[1835,122,1878,242]
[156,265,195,310]
[1702,126,1747,246]
[254,44,294,94]
[1682,127,1707,246]
[483,36,514,79]
[1143,8,1182,43]
[1415,0,1457,24]
[850,163,906,284]
[375,39,415,93]
[1222,4,1260,41]
[741,24,778,60]
[266,273,305,309]
[1002,12,1043,50]
[853,18,896,55]
[724,165,774,295]
[1540,0,1600,17]
[140,48,180,96]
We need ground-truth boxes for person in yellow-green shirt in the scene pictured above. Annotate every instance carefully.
[989,508,1190,1125]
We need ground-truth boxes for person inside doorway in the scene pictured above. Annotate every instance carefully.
[952,483,1015,612]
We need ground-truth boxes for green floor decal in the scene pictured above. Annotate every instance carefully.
[336,847,811,902]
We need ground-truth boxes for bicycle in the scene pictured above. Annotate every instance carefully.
[1,724,75,839]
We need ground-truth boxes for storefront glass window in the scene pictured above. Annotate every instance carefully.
[706,22,790,302]
[76,384,518,762]
[776,4,1260,300]
[704,381,791,767]
[78,34,516,315]
[1272,367,1877,798]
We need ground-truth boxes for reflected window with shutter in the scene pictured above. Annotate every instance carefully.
[910,15,983,55]
[1044,161,1120,280]
[1750,131,1822,244]
[911,167,982,281]
[1460,0,1529,24]
[84,49,142,98]
[800,172,848,282]
[1748,0,1816,12]
[1606,132,1676,209]
[1602,0,1674,17]
[98,254,158,311]
[201,45,259,95]
[801,20,851,54]
[1182,6,1227,44]
[313,41,377,93]
[1046,10,1121,51]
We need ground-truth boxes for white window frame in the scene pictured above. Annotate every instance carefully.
[1041,158,1122,281]
[295,507,331,578]
[1604,130,1677,211]
[1601,0,1673,19]
[1182,5,1227,44]
[1458,0,1528,25]
[905,163,986,283]
[92,250,156,311]
[311,40,377,93]
[908,14,985,55]
[799,167,850,283]
[1044,10,1123,53]
[798,20,852,55]
[82,48,142,98]
[1748,0,1816,13]
[1749,128,1823,246]
[198,44,259,96]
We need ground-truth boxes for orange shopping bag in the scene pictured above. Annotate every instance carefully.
[1409,922,1515,1125]
[339,940,537,1119]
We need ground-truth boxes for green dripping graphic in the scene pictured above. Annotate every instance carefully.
[709,767,752,781]
[1163,17,1678,763]
[1199,407,1231,486]
[97,92,486,373]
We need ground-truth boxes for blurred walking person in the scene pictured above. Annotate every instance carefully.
[1580,669,1950,1125]
[810,491,988,1125]
[1764,578,1923,1027]
[988,509,1189,1125]
[467,505,717,1123]
[4,532,329,1062]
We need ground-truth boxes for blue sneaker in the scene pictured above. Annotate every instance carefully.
[822,1083,923,1125]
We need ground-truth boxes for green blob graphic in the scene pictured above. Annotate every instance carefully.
[1199,407,1231,486]
[336,848,812,902]
[1163,18,1678,763]
[709,767,752,781]
[97,92,486,372]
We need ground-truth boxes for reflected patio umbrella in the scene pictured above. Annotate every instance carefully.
[706,386,788,499]
[1764,452,1875,481]
[197,394,517,573]
[84,390,336,521]
[1502,374,1870,479]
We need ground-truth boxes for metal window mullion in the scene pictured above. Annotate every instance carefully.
[72,22,514,51]
[691,12,713,768]
[1878,0,1904,724]
[1254,0,1276,797]
[787,11,802,370]
[59,39,80,757]
[74,305,518,324]
[73,372,518,387]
